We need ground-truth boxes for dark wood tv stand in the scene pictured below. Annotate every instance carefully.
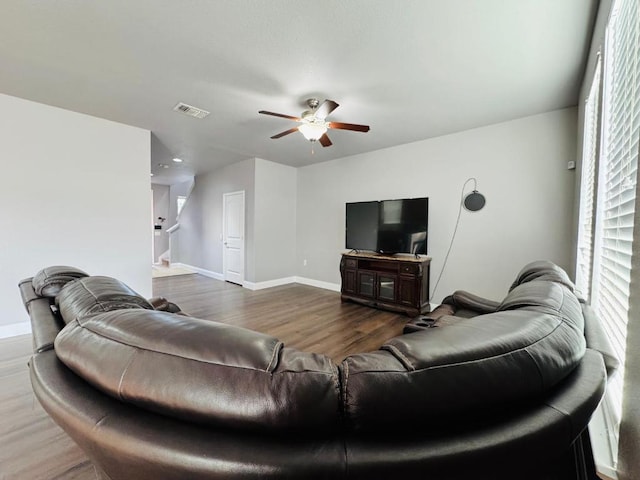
[340,252,431,316]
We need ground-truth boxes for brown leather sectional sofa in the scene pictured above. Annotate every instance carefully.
[19,262,614,479]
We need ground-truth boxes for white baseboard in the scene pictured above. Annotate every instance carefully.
[173,263,224,281]
[244,277,297,291]
[294,276,341,292]
[0,322,32,339]
[162,265,340,293]
[244,276,340,292]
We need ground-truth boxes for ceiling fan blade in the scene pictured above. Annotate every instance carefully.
[328,121,370,132]
[315,100,339,120]
[270,127,299,139]
[319,133,332,147]
[259,110,301,122]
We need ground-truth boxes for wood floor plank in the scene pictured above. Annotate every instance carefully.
[0,274,411,479]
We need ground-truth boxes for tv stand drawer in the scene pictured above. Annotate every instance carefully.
[400,264,419,275]
[345,258,357,268]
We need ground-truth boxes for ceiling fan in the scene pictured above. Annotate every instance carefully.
[259,98,370,147]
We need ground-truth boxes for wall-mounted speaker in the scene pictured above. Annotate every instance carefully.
[463,190,486,212]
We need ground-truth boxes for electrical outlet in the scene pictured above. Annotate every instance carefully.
[567,160,576,170]
[303,259,307,266]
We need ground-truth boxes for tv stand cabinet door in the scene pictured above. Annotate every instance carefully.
[357,271,376,298]
[399,275,418,307]
[343,269,357,294]
[377,274,398,302]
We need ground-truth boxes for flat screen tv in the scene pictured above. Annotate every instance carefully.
[345,197,428,254]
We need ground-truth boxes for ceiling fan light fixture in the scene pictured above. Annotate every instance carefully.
[259,99,369,147]
[298,122,328,141]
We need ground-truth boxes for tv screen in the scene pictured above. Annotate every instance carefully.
[345,197,428,254]
[345,201,379,252]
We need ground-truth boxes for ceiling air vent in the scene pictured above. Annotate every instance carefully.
[173,102,210,119]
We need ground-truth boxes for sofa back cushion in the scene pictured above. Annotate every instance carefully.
[32,266,89,298]
[56,276,153,324]
[54,309,340,432]
[342,280,585,432]
[509,260,575,292]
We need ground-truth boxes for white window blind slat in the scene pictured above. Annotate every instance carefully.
[575,58,601,300]
[588,0,640,464]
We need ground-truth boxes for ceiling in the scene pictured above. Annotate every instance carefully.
[0,0,598,185]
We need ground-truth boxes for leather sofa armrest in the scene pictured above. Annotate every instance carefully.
[19,278,63,353]
[19,278,38,310]
[402,304,459,334]
[448,290,501,315]
[424,303,456,320]
[148,296,170,310]
[582,302,619,377]
[148,296,186,315]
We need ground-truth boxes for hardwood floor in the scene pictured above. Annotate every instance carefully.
[0,274,411,479]
[152,274,409,362]
[0,335,95,480]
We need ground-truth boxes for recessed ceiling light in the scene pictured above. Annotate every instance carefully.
[172,158,183,163]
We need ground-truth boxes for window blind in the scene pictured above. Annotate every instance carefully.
[591,0,640,450]
[576,59,601,301]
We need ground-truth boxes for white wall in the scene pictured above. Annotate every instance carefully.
[296,108,577,301]
[175,159,256,279]
[151,184,169,262]
[253,159,297,282]
[0,93,151,330]
[175,158,298,284]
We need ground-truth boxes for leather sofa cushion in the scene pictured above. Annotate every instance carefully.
[32,266,89,297]
[56,276,153,324]
[498,281,584,336]
[54,309,340,432]
[509,260,575,292]
[498,280,564,312]
[343,281,586,431]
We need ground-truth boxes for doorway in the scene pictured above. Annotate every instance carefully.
[222,191,245,285]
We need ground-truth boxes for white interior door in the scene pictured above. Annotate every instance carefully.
[223,191,245,285]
